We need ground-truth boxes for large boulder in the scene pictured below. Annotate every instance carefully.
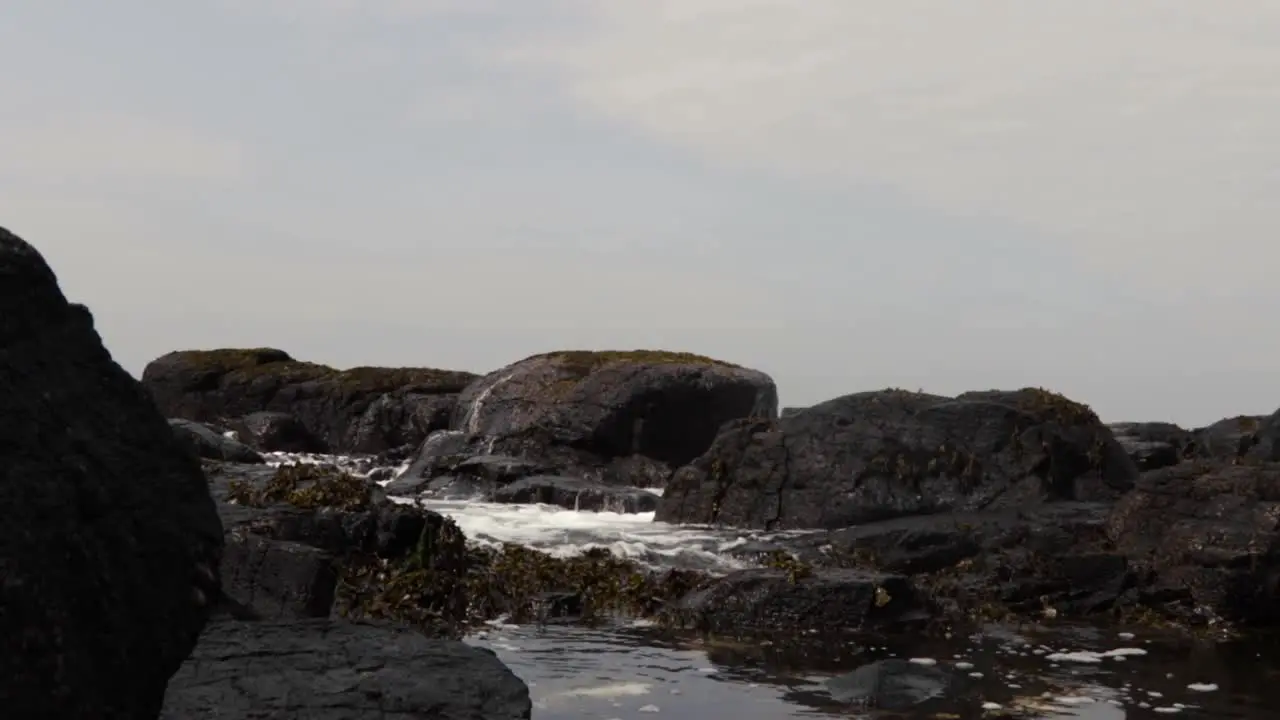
[161,619,532,720]
[141,348,478,454]
[402,350,777,489]
[1107,460,1280,625]
[0,227,224,718]
[657,387,1137,530]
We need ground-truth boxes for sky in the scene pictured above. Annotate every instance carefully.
[3,1,1279,426]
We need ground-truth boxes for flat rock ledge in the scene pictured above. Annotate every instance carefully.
[161,619,532,720]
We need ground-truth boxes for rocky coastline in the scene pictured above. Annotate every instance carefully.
[142,339,1280,643]
[4,223,1279,718]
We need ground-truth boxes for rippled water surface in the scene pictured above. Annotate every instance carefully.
[467,622,1280,719]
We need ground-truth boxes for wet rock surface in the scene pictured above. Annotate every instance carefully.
[0,227,224,719]
[161,619,532,720]
[231,410,323,453]
[667,568,924,637]
[141,347,478,454]
[169,417,265,464]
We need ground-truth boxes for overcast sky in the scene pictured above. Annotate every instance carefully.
[4,1,1278,425]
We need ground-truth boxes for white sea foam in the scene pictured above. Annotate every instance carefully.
[264,451,804,572]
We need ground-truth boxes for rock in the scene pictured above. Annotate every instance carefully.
[800,502,1132,619]
[1245,408,1280,462]
[219,531,337,620]
[667,568,923,636]
[1109,421,1192,471]
[399,429,470,484]
[825,659,958,710]
[0,227,224,718]
[780,406,808,417]
[141,348,478,454]
[658,387,1137,530]
[1107,460,1280,625]
[231,410,323,453]
[491,475,661,513]
[404,350,777,489]
[161,619,532,720]
[169,417,265,464]
[210,463,443,563]
[1189,414,1268,460]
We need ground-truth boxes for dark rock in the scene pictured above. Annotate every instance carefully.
[400,429,470,483]
[208,463,440,561]
[0,227,224,719]
[406,350,777,488]
[140,348,478,454]
[231,410,323,453]
[220,531,336,620]
[161,619,532,720]
[825,659,957,710]
[169,417,265,464]
[1109,421,1192,471]
[658,387,1137,530]
[457,454,547,483]
[797,502,1133,619]
[1245,408,1280,462]
[667,568,923,636]
[1107,460,1280,625]
[491,475,661,513]
[780,406,808,417]
[1190,415,1268,460]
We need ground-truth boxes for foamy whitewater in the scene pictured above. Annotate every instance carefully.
[259,451,1277,719]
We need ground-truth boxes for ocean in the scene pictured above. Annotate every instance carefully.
[265,452,1279,719]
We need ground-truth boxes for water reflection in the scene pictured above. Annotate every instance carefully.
[466,621,1280,719]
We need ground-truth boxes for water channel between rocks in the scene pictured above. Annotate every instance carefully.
[272,452,1280,719]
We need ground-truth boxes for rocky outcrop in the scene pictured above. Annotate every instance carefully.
[399,350,777,491]
[161,619,532,719]
[658,387,1137,530]
[1189,414,1270,461]
[169,418,265,464]
[1107,460,1280,625]
[141,348,478,454]
[0,227,224,718]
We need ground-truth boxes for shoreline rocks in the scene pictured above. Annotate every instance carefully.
[141,348,478,455]
[657,387,1137,530]
[1,228,224,718]
[126,338,1280,653]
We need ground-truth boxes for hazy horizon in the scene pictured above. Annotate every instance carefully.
[4,1,1279,427]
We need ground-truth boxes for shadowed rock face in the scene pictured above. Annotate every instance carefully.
[141,348,478,454]
[0,227,224,719]
[658,387,1137,530]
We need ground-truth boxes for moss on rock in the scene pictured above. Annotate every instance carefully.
[226,464,374,511]
[531,349,740,381]
[165,347,475,393]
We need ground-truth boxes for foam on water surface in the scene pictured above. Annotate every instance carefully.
[263,451,798,572]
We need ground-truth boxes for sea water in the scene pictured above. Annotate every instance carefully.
[264,452,1280,719]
